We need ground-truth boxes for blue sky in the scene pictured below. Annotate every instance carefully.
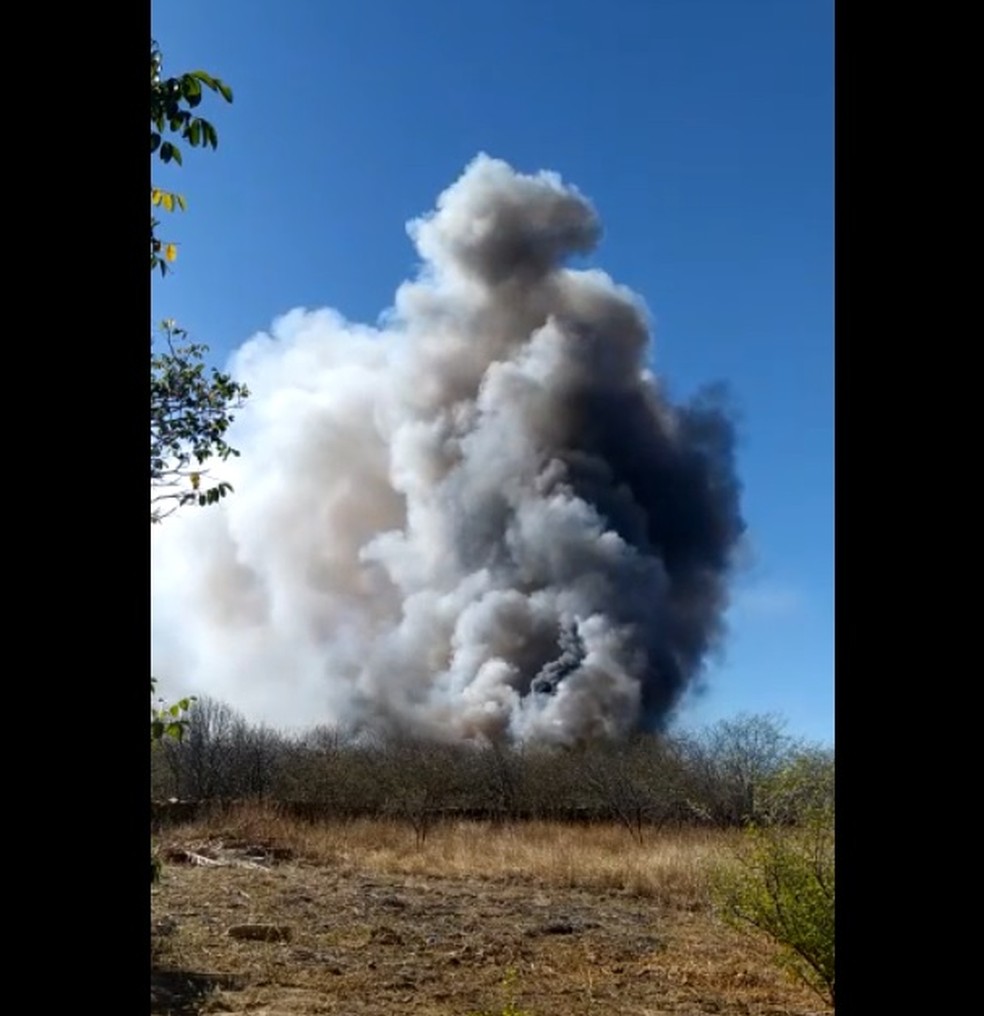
[151,0,833,745]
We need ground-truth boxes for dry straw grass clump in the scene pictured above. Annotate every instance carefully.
[158,800,740,909]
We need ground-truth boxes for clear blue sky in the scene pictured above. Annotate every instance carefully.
[152,0,833,745]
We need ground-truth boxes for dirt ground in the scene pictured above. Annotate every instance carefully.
[151,837,830,1016]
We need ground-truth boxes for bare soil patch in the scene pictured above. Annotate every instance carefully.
[151,814,831,1015]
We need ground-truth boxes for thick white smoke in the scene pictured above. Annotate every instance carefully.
[151,155,744,744]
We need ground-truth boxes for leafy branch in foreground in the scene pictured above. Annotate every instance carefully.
[712,764,835,1007]
[150,675,196,883]
[150,39,233,276]
[150,37,240,886]
[150,677,196,744]
[151,319,249,523]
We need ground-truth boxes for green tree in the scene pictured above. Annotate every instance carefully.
[149,39,248,523]
[150,39,244,834]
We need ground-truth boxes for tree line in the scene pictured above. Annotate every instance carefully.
[151,697,832,841]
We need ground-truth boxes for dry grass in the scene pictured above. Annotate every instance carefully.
[157,801,739,909]
[151,803,831,1016]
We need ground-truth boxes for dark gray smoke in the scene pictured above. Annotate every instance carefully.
[150,155,744,744]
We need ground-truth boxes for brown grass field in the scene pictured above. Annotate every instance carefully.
[151,803,832,1015]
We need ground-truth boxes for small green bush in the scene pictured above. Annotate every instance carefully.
[713,808,834,1007]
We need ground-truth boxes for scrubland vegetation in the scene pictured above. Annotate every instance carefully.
[151,703,834,1014]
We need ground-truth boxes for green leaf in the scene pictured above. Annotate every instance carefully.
[217,80,233,103]
[188,120,201,147]
[181,74,202,102]
[151,132,161,153]
[159,141,183,165]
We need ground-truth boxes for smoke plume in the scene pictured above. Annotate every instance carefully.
[151,155,744,744]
